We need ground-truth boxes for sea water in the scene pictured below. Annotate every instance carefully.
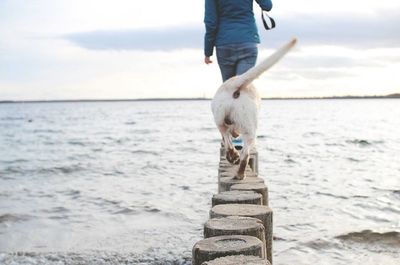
[0,99,399,264]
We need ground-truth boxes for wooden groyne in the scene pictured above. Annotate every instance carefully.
[192,146,273,265]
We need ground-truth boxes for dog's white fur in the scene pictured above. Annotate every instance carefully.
[211,38,297,179]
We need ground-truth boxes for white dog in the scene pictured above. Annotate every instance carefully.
[211,38,297,179]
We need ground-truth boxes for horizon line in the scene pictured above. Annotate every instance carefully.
[0,93,399,104]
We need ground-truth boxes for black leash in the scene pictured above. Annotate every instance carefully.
[261,9,276,30]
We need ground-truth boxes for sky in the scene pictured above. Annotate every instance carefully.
[0,0,399,100]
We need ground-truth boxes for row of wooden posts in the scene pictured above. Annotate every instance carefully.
[192,146,273,265]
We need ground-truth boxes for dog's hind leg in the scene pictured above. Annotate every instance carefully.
[218,124,240,164]
[235,134,255,180]
[231,129,240,138]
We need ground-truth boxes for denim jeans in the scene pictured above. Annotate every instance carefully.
[216,42,258,82]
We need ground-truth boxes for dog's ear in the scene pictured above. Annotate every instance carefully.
[234,38,297,89]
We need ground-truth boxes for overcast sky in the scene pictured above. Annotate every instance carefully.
[0,0,399,100]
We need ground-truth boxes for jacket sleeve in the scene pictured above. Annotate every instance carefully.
[255,0,273,11]
[204,0,218,57]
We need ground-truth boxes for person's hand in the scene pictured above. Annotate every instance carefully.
[204,56,213,64]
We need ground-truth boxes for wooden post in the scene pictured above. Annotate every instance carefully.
[220,147,226,157]
[221,148,258,174]
[249,148,259,174]
[219,160,231,167]
[219,176,264,193]
[204,216,266,258]
[192,235,264,265]
[210,204,273,264]
[212,190,262,206]
[218,165,235,175]
[218,166,254,177]
[219,170,257,179]
[201,255,270,265]
[231,183,269,206]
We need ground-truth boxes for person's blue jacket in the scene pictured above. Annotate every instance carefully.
[204,0,273,57]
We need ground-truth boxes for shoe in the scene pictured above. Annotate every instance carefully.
[232,137,243,146]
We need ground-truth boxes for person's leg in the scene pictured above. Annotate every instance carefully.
[231,43,258,147]
[236,43,258,76]
[216,45,237,82]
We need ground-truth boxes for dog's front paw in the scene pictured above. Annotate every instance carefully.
[234,171,246,180]
[226,148,240,164]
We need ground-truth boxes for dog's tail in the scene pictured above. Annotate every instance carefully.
[234,38,297,91]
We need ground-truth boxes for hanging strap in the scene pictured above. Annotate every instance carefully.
[261,9,276,30]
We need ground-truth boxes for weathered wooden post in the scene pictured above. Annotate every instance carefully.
[249,147,259,174]
[212,190,262,206]
[210,204,273,264]
[218,164,235,176]
[192,235,264,265]
[219,160,231,167]
[220,147,226,157]
[220,148,258,174]
[204,216,266,258]
[218,166,255,177]
[219,176,264,193]
[201,255,270,265]
[231,183,269,206]
[219,170,257,178]
[192,143,271,263]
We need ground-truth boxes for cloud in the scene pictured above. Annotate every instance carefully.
[64,10,400,51]
[262,10,400,48]
[65,26,203,51]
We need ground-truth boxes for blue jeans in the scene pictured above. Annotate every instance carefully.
[216,42,258,82]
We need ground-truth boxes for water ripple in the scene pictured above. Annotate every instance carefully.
[0,214,32,224]
[1,100,399,265]
[336,230,400,247]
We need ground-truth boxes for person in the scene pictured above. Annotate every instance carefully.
[204,0,273,82]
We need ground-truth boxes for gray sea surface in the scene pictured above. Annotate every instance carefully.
[0,99,399,265]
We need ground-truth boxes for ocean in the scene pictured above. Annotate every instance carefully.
[0,99,399,264]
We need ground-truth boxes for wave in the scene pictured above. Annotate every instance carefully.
[304,238,342,250]
[33,129,63,133]
[0,166,23,175]
[346,139,385,146]
[113,206,161,215]
[0,159,29,164]
[200,127,214,131]
[352,194,370,199]
[393,190,400,198]
[130,129,154,134]
[304,230,400,251]
[346,139,371,146]
[346,157,363,162]
[0,164,86,176]
[371,188,400,198]
[303,131,324,137]
[284,156,296,164]
[0,251,191,265]
[325,142,345,147]
[68,140,86,146]
[113,207,138,215]
[272,235,287,241]
[0,213,31,223]
[0,117,25,121]
[131,150,159,156]
[41,207,70,214]
[335,230,400,247]
[315,191,348,199]
[38,165,84,174]
[62,189,81,199]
